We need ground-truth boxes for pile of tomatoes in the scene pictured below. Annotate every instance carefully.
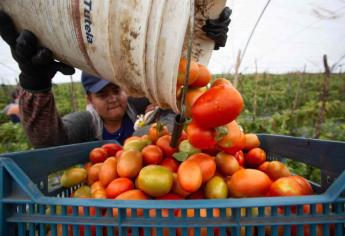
[68,126,313,201]
[62,61,314,201]
[55,61,324,236]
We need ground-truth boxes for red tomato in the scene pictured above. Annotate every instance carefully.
[156,135,177,159]
[189,64,212,88]
[141,145,163,165]
[215,152,240,176]
[101,143,122,156]
[87,163,103,186]
[267,176,305,197]
[148,122,169,143]
[99,157,118,187]
[160,157,179,173]
[186,121,216,150]
[89,147,108,164]
[245,147,266,168]
[243,133,260,150]
[106,177,134,198]
[191,83,243,129]
[258,161,291,181]
[177,58,200,86]
[216,121,246,155]
[227,169,272,198]
[177,160,202,193]
[187,153,216,183]
[171,173,191,197]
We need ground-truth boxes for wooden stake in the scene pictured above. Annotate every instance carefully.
[253,60,258,123]
[263,73,272,107]
[292,65,306,112]
[69,75,78,112]
[314,55,330,138]
[233,49,241,88]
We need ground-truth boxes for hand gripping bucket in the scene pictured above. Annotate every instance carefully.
[0,0,227,112]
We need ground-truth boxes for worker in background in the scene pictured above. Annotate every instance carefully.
[0,8,231,148]
[2,87,21,123]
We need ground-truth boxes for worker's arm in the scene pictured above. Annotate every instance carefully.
[19,89,70,148]
[20,88,99,148]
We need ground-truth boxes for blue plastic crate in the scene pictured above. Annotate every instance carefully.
[0,134,344,236]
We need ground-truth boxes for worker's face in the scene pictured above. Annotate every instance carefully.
[87,84,128,121]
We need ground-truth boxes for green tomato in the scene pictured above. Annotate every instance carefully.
[204,176,228,199]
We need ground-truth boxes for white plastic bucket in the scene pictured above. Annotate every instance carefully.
[0,0,226,112]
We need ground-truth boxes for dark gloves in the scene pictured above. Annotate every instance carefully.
[0,11,75,92]
[202,7,232,50]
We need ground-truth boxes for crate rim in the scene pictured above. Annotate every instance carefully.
[1,134,344,209]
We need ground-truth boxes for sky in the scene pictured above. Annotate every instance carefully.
[0,0,344,85]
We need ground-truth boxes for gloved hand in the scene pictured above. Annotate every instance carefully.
[0,11,75,92]
[202,7,232,50]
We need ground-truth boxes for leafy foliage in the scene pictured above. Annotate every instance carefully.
[0,73,344,184]
[0,122,30,153]
[0,82,86,153]
[52,82,87,116]
[224,73,345,141]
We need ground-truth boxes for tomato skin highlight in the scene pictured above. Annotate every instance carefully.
[191,84,244,129]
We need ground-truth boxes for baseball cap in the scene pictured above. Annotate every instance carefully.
[81,72,111,93]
